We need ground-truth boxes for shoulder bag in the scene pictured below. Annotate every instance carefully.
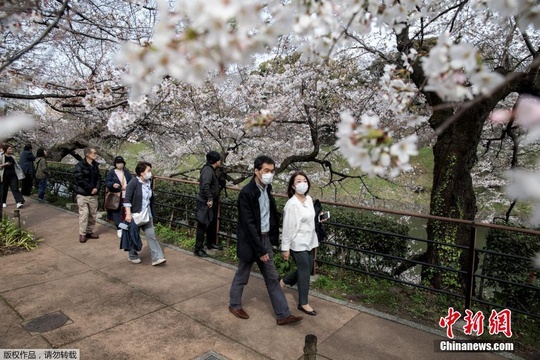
[132,207,150,226]
[104,190,121,210]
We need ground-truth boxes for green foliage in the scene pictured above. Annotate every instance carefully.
[153,178,199,229]
[274,252,297,278]
[481,222,540,316]
[154,223,195,249]
[0,216,40,254]
[318,205,410,275]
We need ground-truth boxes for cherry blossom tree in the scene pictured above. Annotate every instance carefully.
[2,0,540,278]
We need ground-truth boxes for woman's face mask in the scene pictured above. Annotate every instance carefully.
[294,182,309,195]
[144,172,152,181]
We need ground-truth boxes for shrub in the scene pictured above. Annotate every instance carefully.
[317,205,410,276]
[0,216,40,254]
[480,222,540,316]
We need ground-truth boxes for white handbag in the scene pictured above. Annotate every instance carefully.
[132,207,150,226]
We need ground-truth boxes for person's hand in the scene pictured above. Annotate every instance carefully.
[113,183,120,189]
[91,188,98,195]
[282,251,290,261]
[125,214,132,223]
[207,199,213,208]
[260,253,270,262]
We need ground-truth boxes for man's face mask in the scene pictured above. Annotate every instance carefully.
[261,173,274,185]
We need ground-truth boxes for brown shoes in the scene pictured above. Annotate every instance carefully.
[80,233,99,242]
[228,306,302,325]
[276,314,303,326]
[229,306,249,319]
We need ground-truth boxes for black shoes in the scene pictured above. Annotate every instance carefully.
[297,304,317,316]
[194,250,209,257]
[208,244,223,250]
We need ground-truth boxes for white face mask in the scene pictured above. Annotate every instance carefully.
[261,173,273,185]
[144,172,152,180]
[295,182,308,195]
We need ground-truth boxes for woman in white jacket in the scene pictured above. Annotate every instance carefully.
[280,171,319,316]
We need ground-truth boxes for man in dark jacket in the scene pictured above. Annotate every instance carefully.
[73,147,102,243]
[228,155,303,326]
[19,144,35,196]
[194,150,223,257]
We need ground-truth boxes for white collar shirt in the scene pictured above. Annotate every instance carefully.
[281,194,319,252]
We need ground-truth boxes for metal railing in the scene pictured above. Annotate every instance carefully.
[46,164,540,320]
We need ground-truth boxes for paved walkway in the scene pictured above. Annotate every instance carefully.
[0,197,522,360]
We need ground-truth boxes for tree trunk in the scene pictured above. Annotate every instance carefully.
[423,107,483,289]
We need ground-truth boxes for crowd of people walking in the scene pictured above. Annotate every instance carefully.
[2,145,326,325]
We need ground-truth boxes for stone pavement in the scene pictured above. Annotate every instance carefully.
[0,197,521,360]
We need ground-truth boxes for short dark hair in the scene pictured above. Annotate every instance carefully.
[135,161,152,176]
[254,155,275,171]
[287,171,311,198]
[36,148,46,157]
[24,144,32,151]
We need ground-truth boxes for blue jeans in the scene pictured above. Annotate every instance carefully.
[37,179,47,201]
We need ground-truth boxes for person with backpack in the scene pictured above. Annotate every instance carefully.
[34,148,50,203]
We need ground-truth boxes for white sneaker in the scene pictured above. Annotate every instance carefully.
[117,229,122,238]
[129,258,142,264]
[16,203,23,209]
[2,203,6,208]
[152,258,166,266]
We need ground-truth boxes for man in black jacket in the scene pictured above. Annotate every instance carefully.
[73,147,102,243]
[194,150,223,257]
[228,155,303,326]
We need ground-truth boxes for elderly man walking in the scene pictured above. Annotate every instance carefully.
[73,147,102,243]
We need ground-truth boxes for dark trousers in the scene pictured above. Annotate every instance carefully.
[283,249,315,306]
[21,175,33,196]
[229,235,291,319]
[1,173,24,204]
[107,199,126,228]
[195,203,219,252]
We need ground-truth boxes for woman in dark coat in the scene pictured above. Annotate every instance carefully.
[105,156,132,235]
[19,144,35,196]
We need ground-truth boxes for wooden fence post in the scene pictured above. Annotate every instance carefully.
[13,209,21,228]
[303,334,317,360]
